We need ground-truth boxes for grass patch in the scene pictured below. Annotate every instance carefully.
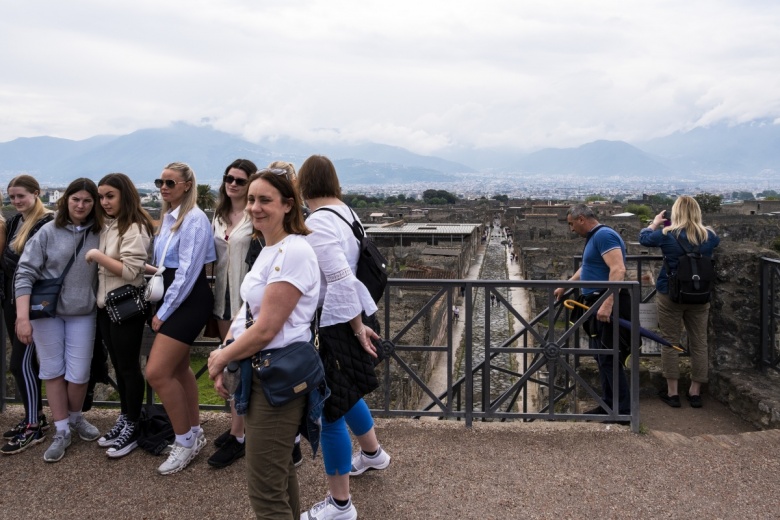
[191,355,225,405]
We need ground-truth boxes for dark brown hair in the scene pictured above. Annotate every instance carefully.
[55,178,102,233]
[247,171,310,236]
[98,173,155,237]
[215,158,257,225]
[297,155,342,200]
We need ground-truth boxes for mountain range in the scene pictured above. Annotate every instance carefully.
[0,120,778,187]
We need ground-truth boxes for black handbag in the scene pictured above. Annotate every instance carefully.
[105,283,148,324]
[245,302,326,407]
[29,229,89,320]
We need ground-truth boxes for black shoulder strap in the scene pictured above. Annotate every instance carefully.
[5,213,23,241]
[313,207,363,242]
[57,227,91,284]
[669,231,698,254]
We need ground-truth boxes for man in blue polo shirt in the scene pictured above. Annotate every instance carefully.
[554,204,630,419]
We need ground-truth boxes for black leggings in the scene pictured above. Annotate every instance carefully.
[97,307,146,422]
[3,294,43,425]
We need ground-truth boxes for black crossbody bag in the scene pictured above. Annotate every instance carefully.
[29,229,90,320]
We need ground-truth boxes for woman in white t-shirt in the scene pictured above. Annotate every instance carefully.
[207,170,319,519]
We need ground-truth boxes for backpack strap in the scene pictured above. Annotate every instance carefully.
[313,207,363,243]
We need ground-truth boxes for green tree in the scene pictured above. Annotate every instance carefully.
[694,193,722,213]
[731,190,755,201]
[492,194,509,203]
[585,194,607,202]
[397,194,407,202]
[646,193,675,207]
[197,184,216,209]
[422,189,457,204]
[625,204,653,221]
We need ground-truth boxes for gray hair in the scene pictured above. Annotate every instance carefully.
[568,204,596,220]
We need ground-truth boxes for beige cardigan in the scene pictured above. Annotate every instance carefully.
[96,219,152,308]
[212,212,253,320]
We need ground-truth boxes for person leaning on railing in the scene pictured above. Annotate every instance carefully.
[84,173,154,458]
[639,195,720,409]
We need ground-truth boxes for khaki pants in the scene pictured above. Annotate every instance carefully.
[245,374,306,519]
[657,293,710,383]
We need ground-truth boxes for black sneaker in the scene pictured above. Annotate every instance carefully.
[293,440,303,467]
[687,393,703,408]
[213,429,232,449]
[1,425,46,455]
[207,435,245,469]
[106,421,139,459]
[98,414,127,447]
[659,391,681,408]
[2,420,26,440]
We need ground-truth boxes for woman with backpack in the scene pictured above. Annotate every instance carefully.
[85,173,154,458]
[15,178,102,462]
[298,155,391,520]
[639,195,720,409]
[1,175,54,455]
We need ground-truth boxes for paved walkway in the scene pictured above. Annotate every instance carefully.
[1,405,778,519]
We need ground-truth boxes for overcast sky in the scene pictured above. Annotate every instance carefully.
[2,0,779,154]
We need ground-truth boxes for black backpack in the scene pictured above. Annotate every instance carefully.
[314,207,388,303]
[137,404,175,455]
[665,232,715,305]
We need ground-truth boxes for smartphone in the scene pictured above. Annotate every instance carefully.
[662,210,671,226]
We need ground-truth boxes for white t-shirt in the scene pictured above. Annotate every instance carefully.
[228,234,320,351]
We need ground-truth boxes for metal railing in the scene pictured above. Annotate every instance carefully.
[372,278,642,432]
[760,257,780,373]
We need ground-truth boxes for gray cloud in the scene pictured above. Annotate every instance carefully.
[2,0,779,153]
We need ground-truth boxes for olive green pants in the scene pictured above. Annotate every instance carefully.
[657,293,711,382]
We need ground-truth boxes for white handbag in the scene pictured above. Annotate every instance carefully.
[144,231,175,303]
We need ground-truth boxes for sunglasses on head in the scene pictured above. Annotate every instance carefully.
[223,174,248,187]
[258,168,289,177]
[154,179,187,189]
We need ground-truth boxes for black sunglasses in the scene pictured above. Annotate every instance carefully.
[223,174,248,187]
[154,179,187,189]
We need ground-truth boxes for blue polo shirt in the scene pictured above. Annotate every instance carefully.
[581,226,626,295]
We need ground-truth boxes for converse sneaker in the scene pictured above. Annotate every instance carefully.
[98,414,127,447]
[43,430,72,462]
[301,494,357,520]
[70,417,100,441]
[349,445,391,476]
[106,421,139,459]
[207,435,245,469]
[1,425,46,455]
[157,441,196,475]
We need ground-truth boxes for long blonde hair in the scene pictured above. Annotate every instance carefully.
[663,195,716,246]
[159,162,197,233]
[7,175,53,253]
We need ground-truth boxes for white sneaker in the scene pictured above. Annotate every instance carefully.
[157,441,196,475]
[301,495,357,520]
[349,445,391,476]
[194,429,207,455]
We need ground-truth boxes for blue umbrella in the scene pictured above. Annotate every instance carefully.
[563,299,685,353]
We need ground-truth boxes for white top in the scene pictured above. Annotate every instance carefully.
[212,212,254,319]
[228,234,319,351]
[304,204,378,327]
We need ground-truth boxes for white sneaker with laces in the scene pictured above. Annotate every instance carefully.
[349,445,391,476]
[194,428,207,455]
[301,494,356,520]
[157,441,196,475]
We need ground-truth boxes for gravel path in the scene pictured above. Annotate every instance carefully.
[1,405,778,519]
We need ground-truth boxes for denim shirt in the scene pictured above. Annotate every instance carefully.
[638,227,720,294]
[232,355,330,457]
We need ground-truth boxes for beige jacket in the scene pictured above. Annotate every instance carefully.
[212,212,253,320]
[96,219,152,308]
